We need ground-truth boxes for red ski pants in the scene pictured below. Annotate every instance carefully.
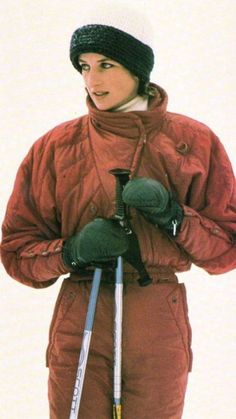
[47,275,192,418]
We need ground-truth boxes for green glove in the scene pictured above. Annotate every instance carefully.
[62,218,129,270]
[122,177,183,236]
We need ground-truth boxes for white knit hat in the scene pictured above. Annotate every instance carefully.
[76,0,154,49]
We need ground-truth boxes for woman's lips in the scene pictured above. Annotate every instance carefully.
[93,91,109,98]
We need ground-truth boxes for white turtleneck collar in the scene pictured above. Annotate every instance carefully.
[112,95,149,112]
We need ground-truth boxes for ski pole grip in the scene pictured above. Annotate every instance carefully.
[109,169,131,221]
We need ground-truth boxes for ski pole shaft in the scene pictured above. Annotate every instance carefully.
[113,256,123,419]
[69,267,102,419]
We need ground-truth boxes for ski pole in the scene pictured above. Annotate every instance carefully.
[109,167,153,418]
[113,255,123,419]
[109,168,131,419]
[69,267,102,419]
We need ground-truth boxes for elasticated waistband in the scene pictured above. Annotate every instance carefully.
[70,266,178,284]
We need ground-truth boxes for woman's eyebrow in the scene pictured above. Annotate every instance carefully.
[98,57,113,62]
[79,57,113,63]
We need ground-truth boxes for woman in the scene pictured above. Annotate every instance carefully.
[1,6,236,419]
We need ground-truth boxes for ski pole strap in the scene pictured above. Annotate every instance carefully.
[109,168,152,286]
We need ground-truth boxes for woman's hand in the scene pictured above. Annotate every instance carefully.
[62,218,129,270]
[122,177,183,236]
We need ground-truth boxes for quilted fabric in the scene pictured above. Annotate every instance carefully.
[1,84,236,288]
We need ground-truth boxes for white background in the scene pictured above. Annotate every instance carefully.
[0,1,235,418]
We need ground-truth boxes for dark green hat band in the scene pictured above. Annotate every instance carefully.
[70,24,154,85]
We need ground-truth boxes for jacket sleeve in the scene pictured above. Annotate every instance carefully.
[0,142,69,289]
[175,135,236,274]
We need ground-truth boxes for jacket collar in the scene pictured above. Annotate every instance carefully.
[87,83,168,139]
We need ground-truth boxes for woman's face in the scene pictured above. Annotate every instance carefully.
[79,52,139,111]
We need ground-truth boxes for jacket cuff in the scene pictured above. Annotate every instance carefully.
[175,204,232,261]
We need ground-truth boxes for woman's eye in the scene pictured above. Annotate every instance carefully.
[80,64,90,71]
[101,62,113,69]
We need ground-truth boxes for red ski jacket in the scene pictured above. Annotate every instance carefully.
[1,85,236,288]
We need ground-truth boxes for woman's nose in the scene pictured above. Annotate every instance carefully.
[86,68,103,87]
